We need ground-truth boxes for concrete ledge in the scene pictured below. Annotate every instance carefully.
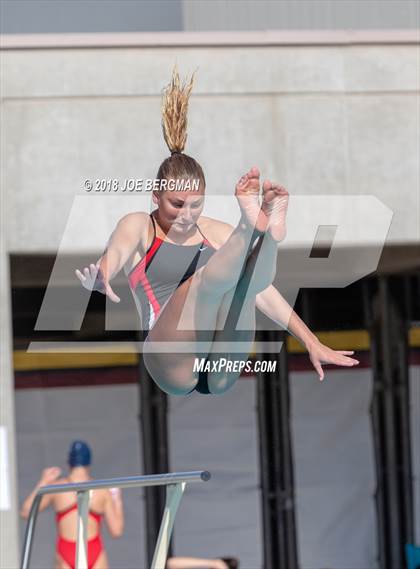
[1,29,419,50]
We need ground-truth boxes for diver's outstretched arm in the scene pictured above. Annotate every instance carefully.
[75,211,149,303]
[256,285,359,381]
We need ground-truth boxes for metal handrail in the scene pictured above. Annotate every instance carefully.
[21,470,210,569]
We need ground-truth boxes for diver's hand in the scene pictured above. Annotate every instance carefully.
[75,261,120,303]
[307,339,359,382]
[39,467,62,486]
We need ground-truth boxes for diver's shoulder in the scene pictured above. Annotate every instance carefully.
[199,216,234,247]
[199,215,234,231]
[117,211,150,227]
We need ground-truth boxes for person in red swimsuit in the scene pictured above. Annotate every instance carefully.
[20,441,124,569]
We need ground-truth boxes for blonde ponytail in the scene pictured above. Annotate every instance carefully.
[156,68,205,191]
[161,67,195,155]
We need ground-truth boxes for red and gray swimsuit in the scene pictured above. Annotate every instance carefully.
[128,213,216,336]
[128,214,216,394]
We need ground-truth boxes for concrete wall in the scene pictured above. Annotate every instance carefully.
[0,0,183,34]
[1,0,419,34]
[2,40,419,254]
[0,197,19,569]
[183,0,420,31]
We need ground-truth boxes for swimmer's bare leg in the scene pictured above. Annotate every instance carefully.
[143,230,280,395]
[198,166,268,295]
[143,171,288,395]
[200,175,288,297]
[230,177,289,299]
[204,288,256,395]
[92,550,109,569]
[142,270,222,395]
[205,229,281,394]
[143,242,274,396]
[142,240,271,396]
[261,179,289,242]
[142,167,265,394]
[56,553,72,569]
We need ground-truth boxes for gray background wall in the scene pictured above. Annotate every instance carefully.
[14,368,383,569]
[183,0,420,31]
[1,0,419,34]
[0,0,183,34]
[3,42,419,254]
[15,381,262,569]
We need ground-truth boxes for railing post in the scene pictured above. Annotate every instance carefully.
[21,494,42,569]
[20,472,209,569]
[150,483,186,569]
[76,490,90,569]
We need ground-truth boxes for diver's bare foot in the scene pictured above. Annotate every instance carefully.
[261,180,289,241]
[235,167,268,233]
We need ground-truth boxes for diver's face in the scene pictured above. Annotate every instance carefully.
[154,183,205,233]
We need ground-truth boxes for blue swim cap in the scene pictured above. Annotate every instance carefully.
[68,441,92,467]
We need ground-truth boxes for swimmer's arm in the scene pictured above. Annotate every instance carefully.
[104,488,124,538]
[256,286,359,380]
[20,485,53,519]
[255,285,319,348]
[98,212,147,282]
[20,467,62,519]
[76,212,147,302]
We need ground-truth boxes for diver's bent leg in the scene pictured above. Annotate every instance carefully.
[199,220,259,295]
[205,291,257,395]
[141,350,199,396]
[142,231,279,395]
[237,231,279,297]
[142,269,227,395]
[203,234,279,394]
[198,165,272,296]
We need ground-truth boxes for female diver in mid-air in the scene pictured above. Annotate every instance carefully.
[76,70,359,396]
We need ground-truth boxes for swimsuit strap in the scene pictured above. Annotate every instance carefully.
[195,223,208,241]
[144,213,162,255]
[56,502,78,521]
[151,211,214,248]
[149,213,157,241]
[195,222,214,248]
[56,502,103,522]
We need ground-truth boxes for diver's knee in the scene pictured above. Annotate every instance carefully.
[143,354,197,395]
[160,381,196,396]
[206,377,235,395]
[208,384,231,395]
[151,371,197,396]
